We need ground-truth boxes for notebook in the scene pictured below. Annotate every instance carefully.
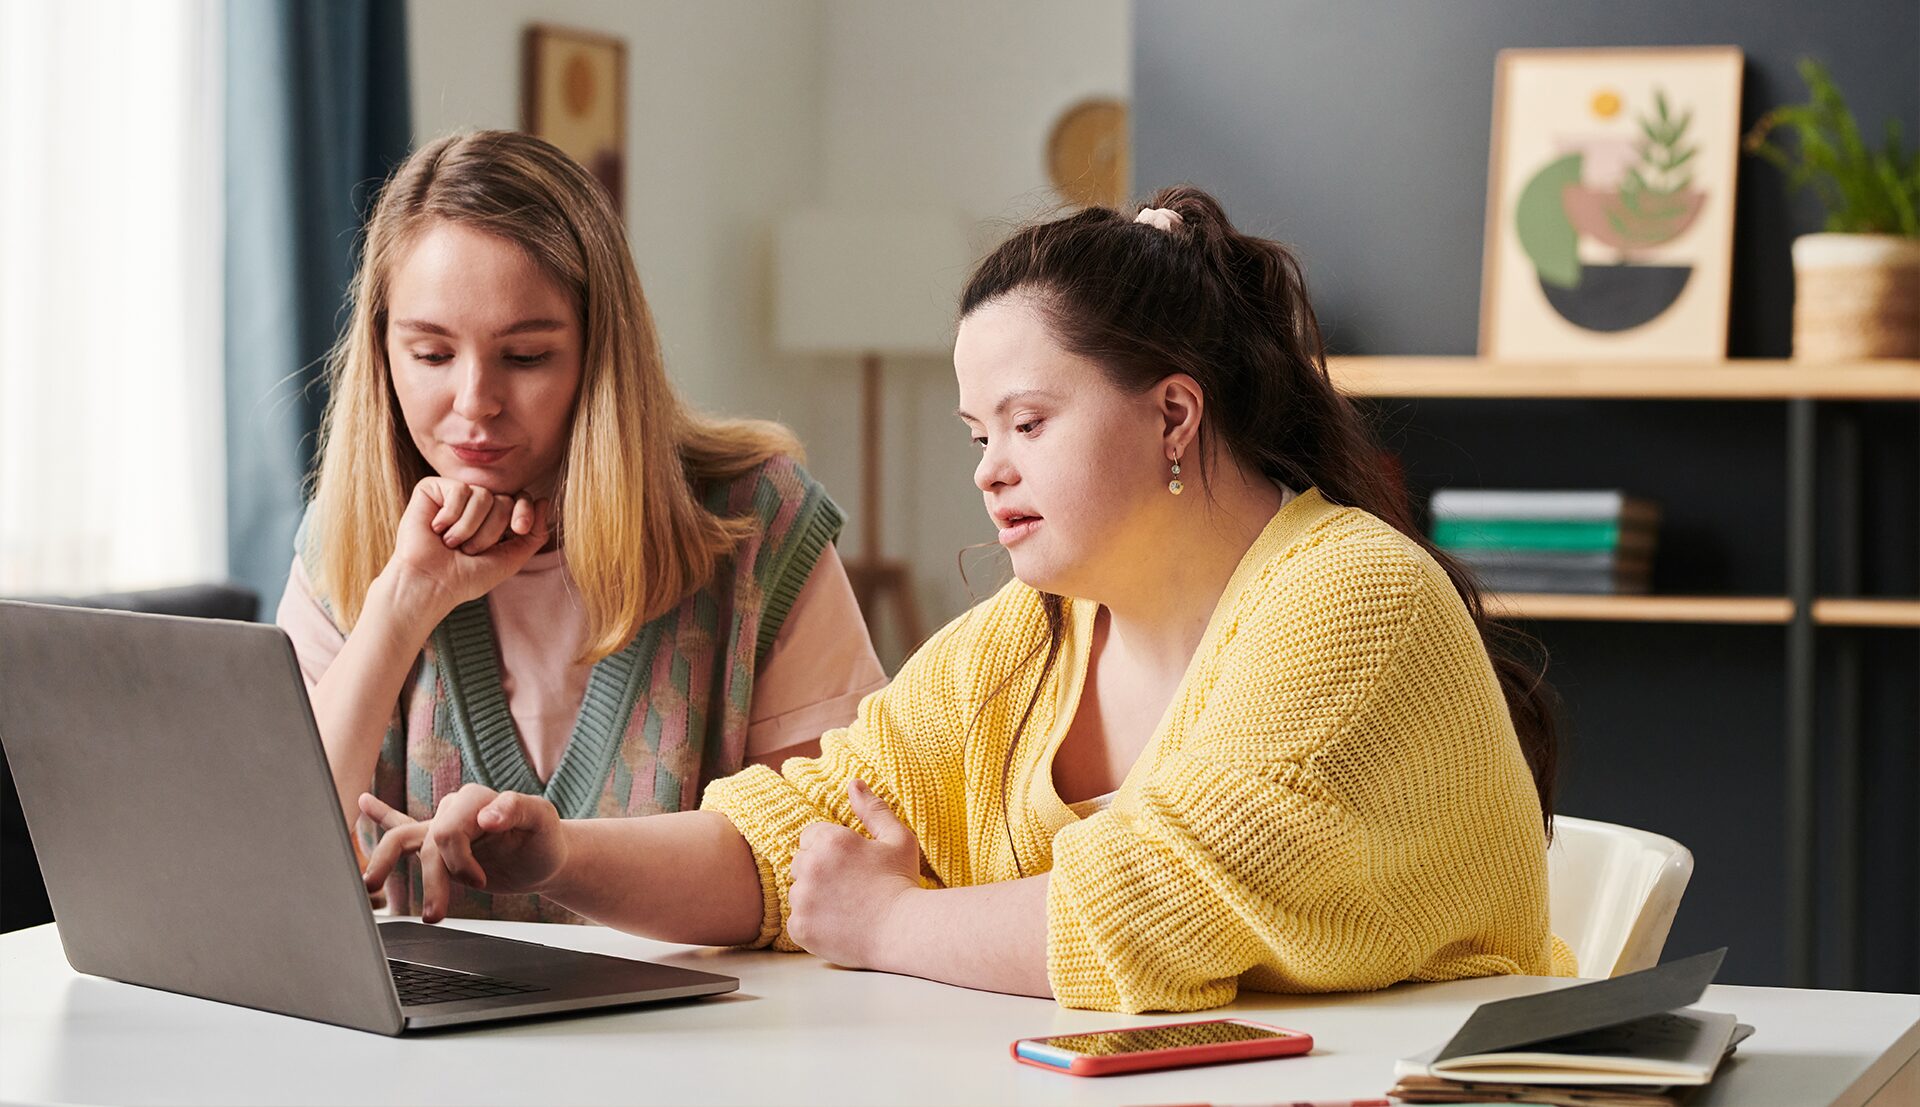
[1392,949,1749,1089]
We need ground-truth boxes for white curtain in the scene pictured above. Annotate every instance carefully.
[0,0,225,594]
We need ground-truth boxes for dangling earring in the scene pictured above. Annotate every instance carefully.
[1168,455,1184,496]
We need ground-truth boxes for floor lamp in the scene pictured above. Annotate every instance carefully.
[774,210,972,656]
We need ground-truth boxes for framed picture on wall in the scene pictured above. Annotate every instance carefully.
[1479,46,1745,361]
[522,24,626,213]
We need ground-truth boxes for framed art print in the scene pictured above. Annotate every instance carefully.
[522,24,626,213]
[1479,47,1744,361]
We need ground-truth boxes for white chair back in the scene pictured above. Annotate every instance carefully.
[1546,815,1693,978]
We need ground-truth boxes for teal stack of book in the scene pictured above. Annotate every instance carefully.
[1430,489,1659,595]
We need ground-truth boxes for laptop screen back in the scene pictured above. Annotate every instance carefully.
[0,601,403,1034]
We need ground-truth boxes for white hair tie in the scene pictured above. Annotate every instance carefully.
[1134,207,1184,232]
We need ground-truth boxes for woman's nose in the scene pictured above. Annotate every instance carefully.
[973,445,1016,492]
[451,360,503,421]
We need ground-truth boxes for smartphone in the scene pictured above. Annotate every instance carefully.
[1010,1017,1313,1076]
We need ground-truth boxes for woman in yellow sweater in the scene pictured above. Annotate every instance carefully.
[361,186,1576,1012]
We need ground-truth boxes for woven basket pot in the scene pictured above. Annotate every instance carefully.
[1791,233,1920,359]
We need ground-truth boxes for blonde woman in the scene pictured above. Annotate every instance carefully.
[277,130,885,922]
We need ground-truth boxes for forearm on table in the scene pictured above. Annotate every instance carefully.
[309,571,447,826]
[541,809,766,947]
[874,873,1053,999]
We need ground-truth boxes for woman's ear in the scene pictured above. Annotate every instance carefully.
[1156,373,1204,459]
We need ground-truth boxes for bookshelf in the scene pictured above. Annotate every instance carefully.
[1332,355,1920,991]
[1484,593,1795,624]
[1810,598,1920,628]
[1328,356,1920,400]
[1478,595,1920,627]
[1330,355,1920,631]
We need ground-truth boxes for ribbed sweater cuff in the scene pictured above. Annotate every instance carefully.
[1045,868,1126,1011]
[701,765,823,951]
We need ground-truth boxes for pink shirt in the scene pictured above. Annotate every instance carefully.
[276,543,888,781]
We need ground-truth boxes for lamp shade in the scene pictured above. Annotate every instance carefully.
[773,209,974,355]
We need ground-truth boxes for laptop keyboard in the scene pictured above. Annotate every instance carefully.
[388,959,549,1006]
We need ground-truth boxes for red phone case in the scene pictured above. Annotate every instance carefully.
[1010,1017,1313,1076]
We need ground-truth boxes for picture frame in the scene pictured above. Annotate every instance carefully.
[1479,46,1745,361]
[521,24,626,214]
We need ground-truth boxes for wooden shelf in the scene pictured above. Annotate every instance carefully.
[1485,594,1920,626]
[1328,356,1920,400]
[1812,599,1920,628]
[1486,593,1794,624]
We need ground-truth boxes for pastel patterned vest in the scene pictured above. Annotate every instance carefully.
[299,456,843,922]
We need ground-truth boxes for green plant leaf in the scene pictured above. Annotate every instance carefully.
[1873,157,1915,235]
[1751,56,1919,237]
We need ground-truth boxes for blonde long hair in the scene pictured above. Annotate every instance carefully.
[310,130,797,662]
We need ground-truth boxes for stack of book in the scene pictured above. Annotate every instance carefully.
[1389,950,1751,1107]
[1430,489,1660,595]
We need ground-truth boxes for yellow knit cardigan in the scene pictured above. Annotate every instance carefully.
[703,488,1577,1012]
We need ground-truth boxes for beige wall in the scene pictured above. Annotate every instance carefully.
[811,1,1130,664]
[408,0,827,421]
[407,0,1130,667]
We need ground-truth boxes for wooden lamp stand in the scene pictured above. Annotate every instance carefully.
[842,352,926,655]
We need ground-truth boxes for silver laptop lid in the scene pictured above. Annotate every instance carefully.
[0,600,404,1035]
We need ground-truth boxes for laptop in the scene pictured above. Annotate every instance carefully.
[0,599,739,1034]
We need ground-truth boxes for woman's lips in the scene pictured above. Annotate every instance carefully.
[449,443,512,465]
[997,517,1043,546]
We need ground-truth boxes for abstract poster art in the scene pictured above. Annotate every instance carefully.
[1480,47,1745,361]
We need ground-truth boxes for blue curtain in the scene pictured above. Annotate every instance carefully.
[225,0,412,616]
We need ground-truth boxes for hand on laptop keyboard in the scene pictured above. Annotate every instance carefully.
[359,785,568,923]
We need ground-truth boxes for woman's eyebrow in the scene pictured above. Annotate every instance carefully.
[390,318,451,336]
[390,318,569,338]
[494,318,568,337]
[954,388,1063,421]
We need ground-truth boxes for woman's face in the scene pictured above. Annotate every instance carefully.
[385,221,584,496]
[954,295,1181,600]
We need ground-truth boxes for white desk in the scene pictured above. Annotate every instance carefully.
[2,918,1915,1106]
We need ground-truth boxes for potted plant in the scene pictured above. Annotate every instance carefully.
[1745,58,1920,359]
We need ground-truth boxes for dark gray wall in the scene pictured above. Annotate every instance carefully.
[1135,1,1919,989]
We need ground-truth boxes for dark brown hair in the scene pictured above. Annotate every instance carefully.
[960,185,1559,857]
